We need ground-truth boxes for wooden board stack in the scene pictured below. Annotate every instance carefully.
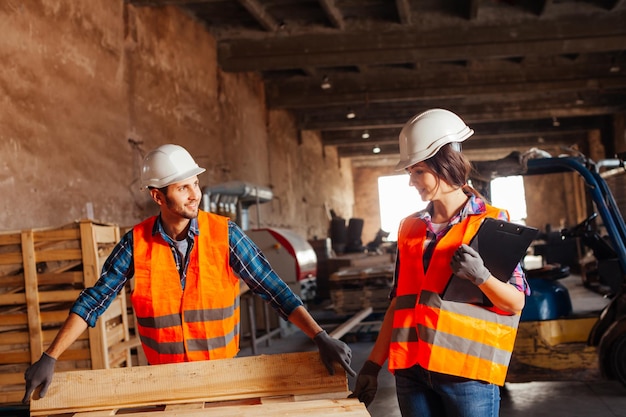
[29,351,370,417]
[329,264,394,315]
[0,220,136,405]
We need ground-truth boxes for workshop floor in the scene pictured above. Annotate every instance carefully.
[239,274,626,417]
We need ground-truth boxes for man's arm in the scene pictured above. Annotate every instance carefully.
[227,222,355,376]
[45,313,89,358]
[286,305,323,338]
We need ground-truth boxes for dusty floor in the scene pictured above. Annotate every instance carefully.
[239,274,626,417]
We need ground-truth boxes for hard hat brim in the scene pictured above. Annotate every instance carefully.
[394,127,473,171]
[143,166,206,189]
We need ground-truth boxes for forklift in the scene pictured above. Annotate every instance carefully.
[473,152,626,387]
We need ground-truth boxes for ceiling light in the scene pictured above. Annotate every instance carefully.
[346,110,356,119]
[361,130,370,139]
[372,145,381,154]
[320,75,332,90]
[575,95,584,105]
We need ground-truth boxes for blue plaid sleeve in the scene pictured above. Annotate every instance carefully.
[70,230,134,327]
[228,222,303,320]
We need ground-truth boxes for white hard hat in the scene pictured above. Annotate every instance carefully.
[395,108,474,171]
[140,144,206,189]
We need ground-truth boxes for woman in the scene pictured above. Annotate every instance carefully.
[350,108,530,417]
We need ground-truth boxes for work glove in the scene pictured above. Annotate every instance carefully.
[348,360,381,407]
[451,243,491,286]
[22,352,56,403]
[313,330,356,377]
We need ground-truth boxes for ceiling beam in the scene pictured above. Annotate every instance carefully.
[237,0,280,31]
[218,13,626,71]
[299,98,625,131]
[268,74,626,109]
[395,0,412,24]
[319,0,345,29]
[127,0,215,5]
[321,116,609,146]
[467,0,480,20]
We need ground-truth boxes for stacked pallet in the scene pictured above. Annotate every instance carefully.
[29,351,370,416]
[329,264,394,315]
[0,220,135,405]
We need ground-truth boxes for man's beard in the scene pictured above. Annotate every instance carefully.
[164,196,199,219]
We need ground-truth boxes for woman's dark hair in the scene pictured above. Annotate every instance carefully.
[424,143,472,187]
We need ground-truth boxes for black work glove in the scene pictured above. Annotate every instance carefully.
[313,330,356,377]
[23,352,57,403]
[348,360,382,407]
[451,243,491,286]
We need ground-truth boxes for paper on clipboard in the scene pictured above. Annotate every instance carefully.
[442,217,538,305]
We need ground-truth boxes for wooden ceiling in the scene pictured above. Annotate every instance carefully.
[128,0,626,162]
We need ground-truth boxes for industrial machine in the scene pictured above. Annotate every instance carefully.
[473,152,626,386]
[246,228,318,302]
[201,180,273,230]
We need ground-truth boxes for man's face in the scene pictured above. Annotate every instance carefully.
[160,176,201,220]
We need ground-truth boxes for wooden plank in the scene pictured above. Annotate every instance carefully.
[0,251,24,265]
[22,230,43,363]
[35,248,83,263]
[2,371,25,384]
[91,223,119,244]
[0,329,87,346]
[30,351,349,415]
[33,228,80,242]
[100,399,367,417]
[329,307,373,339]
[80,221,106,370]
[0,232,21,245]
[72,411,117,416]
[0,289,83,306]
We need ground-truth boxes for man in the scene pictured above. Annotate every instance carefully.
[23,144,355,403]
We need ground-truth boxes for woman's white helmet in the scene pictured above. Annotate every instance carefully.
[141,144,206,189]
[395,108,474,171]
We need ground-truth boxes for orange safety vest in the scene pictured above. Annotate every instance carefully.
[389,206,521,385]
[131,211,240,365]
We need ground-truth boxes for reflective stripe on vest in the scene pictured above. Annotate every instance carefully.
[131,211,240,364]
[389,206,520,385]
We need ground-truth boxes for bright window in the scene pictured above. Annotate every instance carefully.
[490,176,527,224]
[378,174,528,241]
[378,175,428,241]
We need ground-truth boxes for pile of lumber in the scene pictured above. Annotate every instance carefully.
[330,264,394,315]
[30,351,370,416]
[0,220,136,405]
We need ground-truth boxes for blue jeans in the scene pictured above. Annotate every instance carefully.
[395,365,500,417]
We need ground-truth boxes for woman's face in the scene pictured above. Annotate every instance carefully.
[406,162,441,202]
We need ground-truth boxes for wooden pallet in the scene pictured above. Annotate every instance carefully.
[29,351,370,416]
[0,220,136,405]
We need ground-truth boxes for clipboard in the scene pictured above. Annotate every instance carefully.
[442,217,538,305]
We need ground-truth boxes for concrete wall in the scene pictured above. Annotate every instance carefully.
[0,0,353,237]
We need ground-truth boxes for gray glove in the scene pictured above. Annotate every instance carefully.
[313,330,356,377]
[451,243,491,286]
[23,352,56,403]
[348,360,381,407]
